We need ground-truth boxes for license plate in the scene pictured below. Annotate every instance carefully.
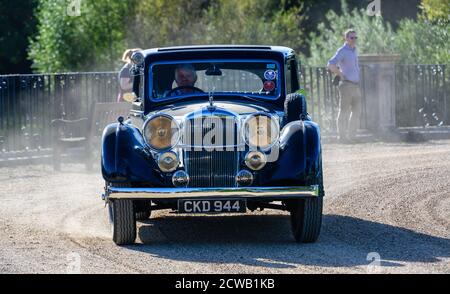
[178,199,246,214]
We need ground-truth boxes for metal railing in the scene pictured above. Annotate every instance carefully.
[1,65,449,157]
[395,65,448,128]
[0,72,117,155]
[299,66,370,133]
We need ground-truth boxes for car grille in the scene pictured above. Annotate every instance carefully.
[184,150,238,187]
[183,116,239,187]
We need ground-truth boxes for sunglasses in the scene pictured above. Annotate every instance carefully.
[349,36,358,40]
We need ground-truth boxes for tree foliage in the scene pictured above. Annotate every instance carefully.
[420,0,450,21]
[29,0,306,72]
[29,0,130,72]
[26,0,450,72]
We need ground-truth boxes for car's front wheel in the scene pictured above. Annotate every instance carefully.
[106,182,137,245]
[289,196,323,243]
[289,152,324,243]
[111,199,136,245]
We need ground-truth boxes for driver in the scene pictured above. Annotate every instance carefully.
[164,64,202,97]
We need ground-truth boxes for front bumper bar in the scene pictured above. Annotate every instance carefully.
[105,185,319,200]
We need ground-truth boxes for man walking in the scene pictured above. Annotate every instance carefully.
[327,29,362,143]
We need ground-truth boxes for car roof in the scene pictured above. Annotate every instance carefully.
[142,45,295,57]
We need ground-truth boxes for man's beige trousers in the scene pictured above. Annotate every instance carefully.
[337,81,362,139]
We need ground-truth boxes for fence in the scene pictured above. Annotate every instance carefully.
[0,65,449,157]
[395,65,448,128]
[0,72,118,155]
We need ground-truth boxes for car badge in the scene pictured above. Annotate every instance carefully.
[264,70,277,81]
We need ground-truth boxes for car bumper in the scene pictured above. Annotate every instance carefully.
[105,185,319,200]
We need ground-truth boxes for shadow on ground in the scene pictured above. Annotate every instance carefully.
[122,214,450,269]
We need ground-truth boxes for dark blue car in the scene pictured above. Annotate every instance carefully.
[101,45,324,245]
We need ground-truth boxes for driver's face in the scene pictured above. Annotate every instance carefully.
[175,68,196,88]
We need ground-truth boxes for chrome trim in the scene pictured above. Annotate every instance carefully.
[106,185,319,199]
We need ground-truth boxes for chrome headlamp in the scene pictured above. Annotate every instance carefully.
[143,114,180,151]
[130,51,144,66]
[242,113,279,149]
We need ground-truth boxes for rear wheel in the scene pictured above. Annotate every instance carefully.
[289,152,324,243]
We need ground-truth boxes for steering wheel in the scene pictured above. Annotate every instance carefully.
[166,86,205,96]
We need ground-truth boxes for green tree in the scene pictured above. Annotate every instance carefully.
[394,18,449,64]
[29,0,130,72]
[420,0,450,21]
[128,0,207,48]
[203,0,305,52]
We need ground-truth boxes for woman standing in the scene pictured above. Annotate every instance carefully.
[117,48,141,102]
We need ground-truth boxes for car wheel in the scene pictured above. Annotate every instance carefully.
[134,200,152,221]
[111,199,136,245]
[290,196,323,243]
[106,182,136,245]
[284,93,307,124]
[289,151,324,243]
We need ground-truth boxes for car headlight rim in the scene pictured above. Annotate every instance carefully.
[245,151,267,171]
[143,114,181,151]
[157,151,179,172]
[241,112,280,150]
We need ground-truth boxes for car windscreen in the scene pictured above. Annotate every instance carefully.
[150,60,280,100]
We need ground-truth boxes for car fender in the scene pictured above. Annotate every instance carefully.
[269,120,321,182]
[101,122,163,184]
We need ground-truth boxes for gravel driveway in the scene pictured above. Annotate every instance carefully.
[0,141,449,273]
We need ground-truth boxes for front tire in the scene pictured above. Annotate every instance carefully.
[290,197,323,243]
[111,199,136,245]
[106,182,136,245]
[289,151,324,243]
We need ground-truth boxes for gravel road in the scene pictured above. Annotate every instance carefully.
[0,141,449,273]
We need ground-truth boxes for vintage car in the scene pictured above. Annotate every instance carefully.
[101,45,324,245]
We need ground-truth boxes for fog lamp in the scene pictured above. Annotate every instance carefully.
[235,170,253,187]
[172,170,189,187]
[245,151,267,171]
[157,151,179,172]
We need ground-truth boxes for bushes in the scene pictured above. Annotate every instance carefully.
[394,18,449,64]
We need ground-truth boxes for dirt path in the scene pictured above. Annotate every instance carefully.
[0,141,449,273]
